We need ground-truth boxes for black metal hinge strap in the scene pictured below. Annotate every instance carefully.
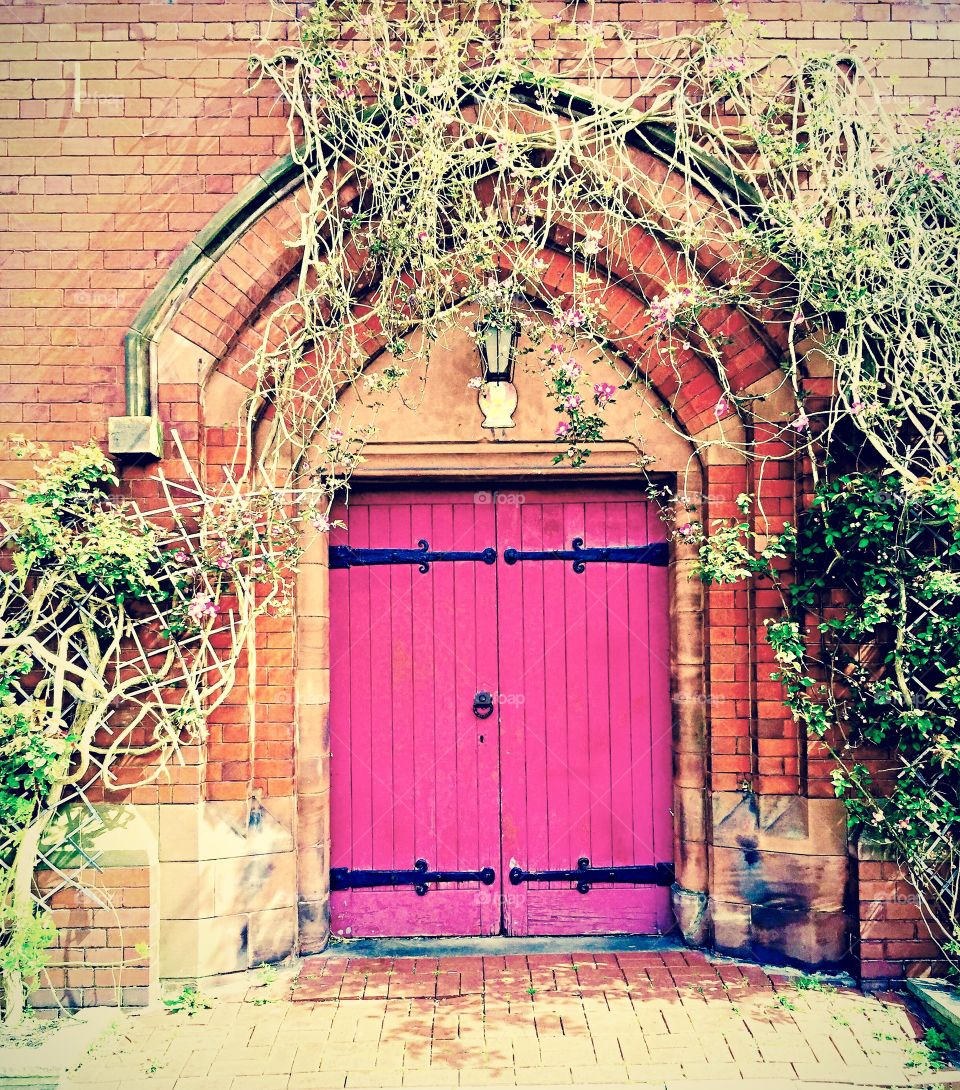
[508,858,674,894]
[330,859,496,896]
[502,539,668,573]
[329,540,497,573]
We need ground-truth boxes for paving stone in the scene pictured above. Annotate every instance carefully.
[66,952,930,1090]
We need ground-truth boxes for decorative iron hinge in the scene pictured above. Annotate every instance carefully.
[502,539,668,573]
[329,539,497,573]
[330,859,496,896]
[508,857,674,894]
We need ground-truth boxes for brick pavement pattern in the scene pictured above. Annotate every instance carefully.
[63,949,938,1089]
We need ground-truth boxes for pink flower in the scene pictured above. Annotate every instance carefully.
[850,401,863,414]
[871,809,884,824]
[406,114,420,127]
[896,818,911,830]
[467,376,483,389]
[563,393,583,411]
[549,342,564,355]
[215,555,232,570]
[916,160,945,182]
[555,420,570,438]
[676,522,694,538]
[715,397,731,419]
[328,428,344,445]
[559,358,583,380]
[562,307,586,328]
[790,412,810,432]
[187,594,217,625]
[581,230,601,256]
[174,549,189,564]
[593,382,617,408]
[312,513,331,533]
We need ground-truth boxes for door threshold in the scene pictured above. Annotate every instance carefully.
[318,934,684,959]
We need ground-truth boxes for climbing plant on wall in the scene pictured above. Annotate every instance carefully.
[247,0,960,966]
[3,0,960,1021]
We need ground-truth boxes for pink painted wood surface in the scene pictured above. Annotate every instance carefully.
[329,486,672,938]
[497,488,673,936]
[329,490,501,937]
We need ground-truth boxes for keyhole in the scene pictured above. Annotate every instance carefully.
[479,734,485,743]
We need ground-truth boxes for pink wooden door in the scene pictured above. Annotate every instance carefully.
[328,486,672,938]
[496,488,673,935]
[328,490,502,937]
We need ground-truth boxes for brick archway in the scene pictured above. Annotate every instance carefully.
[116,121,853,976]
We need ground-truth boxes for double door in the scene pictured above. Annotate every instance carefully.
[328,486,673,937]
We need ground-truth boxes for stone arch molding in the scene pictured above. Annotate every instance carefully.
[110,85,793,462]
[107,92,839,972]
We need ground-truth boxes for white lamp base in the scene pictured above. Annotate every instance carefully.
[478,381,518,429]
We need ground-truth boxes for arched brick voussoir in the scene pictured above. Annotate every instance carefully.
[495,245,750,442]
[165,160,365,374]
[504,104,793,350]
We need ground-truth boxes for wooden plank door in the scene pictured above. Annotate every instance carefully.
[328,489,501,937]
[496,488,673,935]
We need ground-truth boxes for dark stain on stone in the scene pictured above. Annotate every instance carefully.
[239,923,249,954]
[738,836,760,866]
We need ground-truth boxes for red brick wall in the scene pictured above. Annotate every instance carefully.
[32,866,151,1010]
[856,853,948,986]
[4,1,959,983]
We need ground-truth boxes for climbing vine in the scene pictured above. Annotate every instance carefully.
[247,0,960,966]
[4,0,960,1019]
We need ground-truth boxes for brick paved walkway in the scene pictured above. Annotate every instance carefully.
[64,949,944,1089]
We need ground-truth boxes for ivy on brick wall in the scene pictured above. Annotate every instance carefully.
[249,0,960,966]
[0,439,304,1024]
[4,0,960,1022]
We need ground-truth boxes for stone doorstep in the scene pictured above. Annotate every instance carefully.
[904,978,960,1047]
[0,1010,116,1084]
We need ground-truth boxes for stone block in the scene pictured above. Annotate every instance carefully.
[711,900,752,957]
[248,906,297,966]
[107,414,163,458]
[748,905,850,968]
[674,833,708,892]
[710,844,848,914]
[711,792,847,857]
[298,565,329,618]
[296,703,330,759]
[297,667,330,706]
[158,800,294,863]
[674,785,706,845]
[159,859,215,921]
[214,851,297,916]
[157,326,213,385]
[296,616,330,665]
[297,836,329,905]
[298,900,330,955]
[203,370,247,427]
[672,886,709,946]
[671,608,703,667]
[160,913,248,977]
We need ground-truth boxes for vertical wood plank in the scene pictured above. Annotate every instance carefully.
[584,499,613,868]
[520,500,549,878]
[496,491,527,935]
[541,500,570,875]
[410,502,437,872]
[604,500,634,866]
[367,502,394,873]
[390,501,415,871]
